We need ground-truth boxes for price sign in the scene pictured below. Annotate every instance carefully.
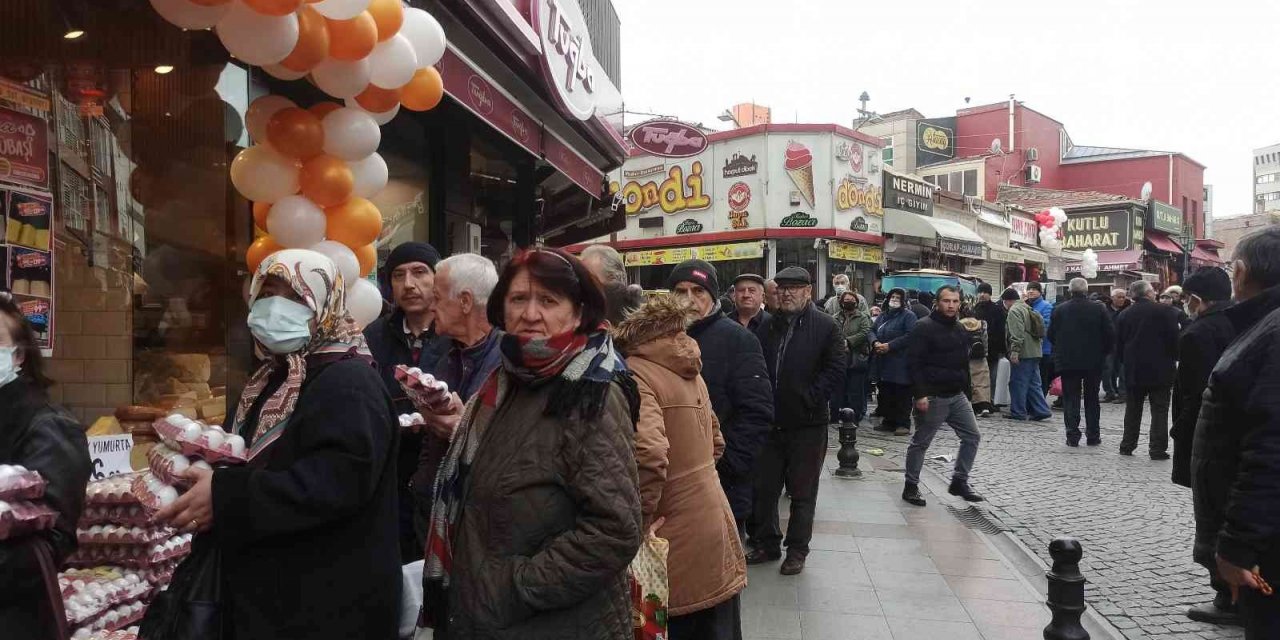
[87,434,134,480]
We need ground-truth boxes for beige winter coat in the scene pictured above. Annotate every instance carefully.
[614,297,748,617]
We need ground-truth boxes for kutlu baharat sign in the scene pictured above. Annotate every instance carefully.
[1061,209,1133,251]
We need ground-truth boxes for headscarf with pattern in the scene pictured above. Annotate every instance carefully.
[231,249,373,460]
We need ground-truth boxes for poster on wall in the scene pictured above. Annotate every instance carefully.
[5,187,52,250]
[714,134,765,232]
[766,135,831,228]
[0,106,50,191]
[6,246,54,350]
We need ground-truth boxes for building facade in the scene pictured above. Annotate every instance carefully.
[1254,143,1280,214]
[1214,212,1280,261]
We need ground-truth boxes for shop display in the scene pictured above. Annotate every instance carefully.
[0,105,50,191]
[0,463,45,501]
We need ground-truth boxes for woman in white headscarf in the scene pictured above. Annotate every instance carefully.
[155,249,401,640]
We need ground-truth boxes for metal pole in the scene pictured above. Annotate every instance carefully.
[1044,537,1089,640]
[833,408,862,478]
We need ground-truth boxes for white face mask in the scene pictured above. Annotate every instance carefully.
[247,297,315,355]
[0,346,20,388]
[834,285,847,295]
[888,299,902,309]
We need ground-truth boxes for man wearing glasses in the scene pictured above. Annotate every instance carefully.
[746,266,846,576]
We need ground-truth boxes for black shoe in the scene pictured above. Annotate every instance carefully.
[1052,399,1064,409]
[1102,393,1117,402]
[1186,602,1241,626]
[902,482,927,507]
[1066,440,1079,447]
[779,553,806,575]
[893,426,910,436]
[1086,439,1102,446]
[1150,452,1171,461]
[1030,414,1052,422]
[1112,396,1127,405]
[948,480,985,502]
[1119,449,1134,456]
[745,547,781,565]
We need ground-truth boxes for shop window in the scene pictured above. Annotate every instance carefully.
[774,238,819,286]
[881,137,894,167]
[963,169,979,196]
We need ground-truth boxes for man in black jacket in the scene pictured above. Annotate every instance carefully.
[972,283,1007,404]
[666,260,774,540]
[911,290,933,320]
[748,266,846,575]
[1102,288,1130,403]
[1048,278,1115,446]
[901,285,984,507]
[1116,280,1181,459]
[1170,267,1237,625]
[731,273,772,336]
[361,241,451,562]
[1193,228,1280,636]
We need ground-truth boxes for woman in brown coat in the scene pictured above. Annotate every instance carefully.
[613,295,747,640]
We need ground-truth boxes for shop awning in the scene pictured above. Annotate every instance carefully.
[929,217,986,245]
[1191,246,1224,265]
[1065,250,1143,273]
[1019,245,1049,264]
[1146,233,1184,254]
[884,208,939,240]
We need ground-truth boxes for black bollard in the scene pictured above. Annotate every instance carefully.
[1044,537,1089,640]
[833,408,861,478]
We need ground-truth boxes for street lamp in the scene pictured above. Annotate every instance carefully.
[717,109,739,128]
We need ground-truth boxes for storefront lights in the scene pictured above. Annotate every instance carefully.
[154,65,175,74]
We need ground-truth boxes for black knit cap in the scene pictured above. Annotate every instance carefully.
[665,259,720,295]
[1182,267,1232,302]
[1000,288,1021,301]
[384,241,442,274]
[977,282,993,295]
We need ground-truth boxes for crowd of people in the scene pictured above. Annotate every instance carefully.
[4,227,1280,638]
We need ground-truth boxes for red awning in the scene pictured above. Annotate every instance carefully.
[1146,233,1184,254]
[1191,246,1224,265]
[1065,250,1143,273]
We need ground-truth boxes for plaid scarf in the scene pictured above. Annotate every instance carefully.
[421,328,625,608]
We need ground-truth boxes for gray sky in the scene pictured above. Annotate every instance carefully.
[614,0,1270,220]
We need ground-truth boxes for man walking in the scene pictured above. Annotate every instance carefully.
[1116,280,1181,459]
[1167,268,1237,625]
[901,286,984,507]
[1103,288,1130,403]
[1025,282,1056,397]
[1047,278,1115,446]
[972,283,1007,404]
[1192,227,1280,636]
[667,260,774,541]
[731,273,771,334]
[1003,288,1052,421]
[748,266,846,575]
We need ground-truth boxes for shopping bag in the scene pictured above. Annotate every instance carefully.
[629,528,669,640]
[139,534,222,640]
[1049,376,1063,398]
[400,560,424,639]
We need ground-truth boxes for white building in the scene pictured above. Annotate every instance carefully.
[1253,144,1280,213]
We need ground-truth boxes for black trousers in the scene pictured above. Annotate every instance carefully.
[752,425,828,557]
[877,382,913,429]
[1060,369,1102,443]
[1122,385,1171,454]
[1040,357,1056,395]
[987,353,1002,405]
[668,593,743,640]
[1241,549,1280,639]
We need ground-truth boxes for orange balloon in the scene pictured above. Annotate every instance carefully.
[354,243,377,277]
[280,7,330,72]
[266,108,325,159]
[366,0,403,41]
[242,0,302,17]
[325,197,383,249]
[309,102,341,119]
[252,201,272,229]
[354,83,402,113]
[246,235,285,273]
[400,67,444,112]
[300,155,355,208]
[326,12,378,61]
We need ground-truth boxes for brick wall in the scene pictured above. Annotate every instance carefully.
[47,235,134,426]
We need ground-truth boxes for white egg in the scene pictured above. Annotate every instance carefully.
[225,435,246,457]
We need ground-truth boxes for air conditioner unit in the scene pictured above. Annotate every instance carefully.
[1026,147,1039,161]
[1025,164,1042,184]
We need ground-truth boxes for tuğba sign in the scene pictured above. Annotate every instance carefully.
[534,0,597,121]
[628,121,709,158]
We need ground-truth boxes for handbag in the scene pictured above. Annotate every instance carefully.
[32,538,70,640]
[139,534,223,640]
[628,527,669,640]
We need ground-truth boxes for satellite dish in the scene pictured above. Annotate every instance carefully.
[1141,182,1153,200]
[990,138,1003,154]
[884,238,899,253]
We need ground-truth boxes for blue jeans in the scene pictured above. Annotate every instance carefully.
[1102,354,1125,396]
[1009,357,1051,419]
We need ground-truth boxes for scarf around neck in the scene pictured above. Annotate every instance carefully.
[422,327,628,597]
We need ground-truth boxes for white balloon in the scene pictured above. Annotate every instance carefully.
[312,56,372,100]
[322,108,381,160]
[368,35,418,89]
[310,240,361,287]
[311,0,370,20]
[216,2,299,66]
[267,196,328,248]
[343,98,399,125]
[399,8,446,67]
[348,153,388,198]
[149,0,230,30]
[346,279,384,329]
[245,95,296,144]
[263,63,308,81]
[229,145,300,203]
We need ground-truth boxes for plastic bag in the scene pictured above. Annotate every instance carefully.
[628,531,669,640]
[138,534,222,640]
[1049,376,1063,398]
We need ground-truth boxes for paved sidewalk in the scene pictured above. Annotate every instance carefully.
[742,439,1055,640]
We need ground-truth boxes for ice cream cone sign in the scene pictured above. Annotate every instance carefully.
[784,141,816,208]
